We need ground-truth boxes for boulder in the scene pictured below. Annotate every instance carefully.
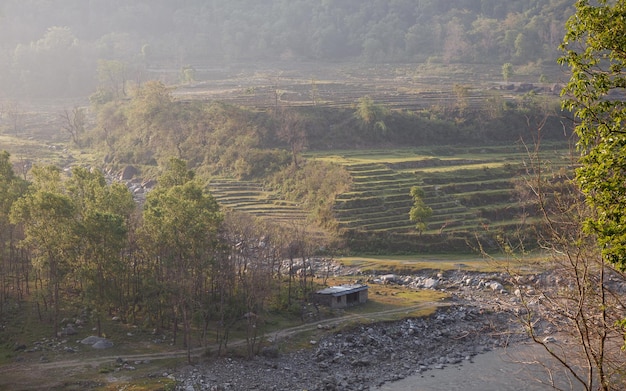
[423,278,439,289]
[119,165,138,180]
[380,274,398,284]
[92,339,114,349]
[80,336,114,349]
[80,336,102,345]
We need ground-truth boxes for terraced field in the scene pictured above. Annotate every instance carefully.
[207,145,570,253]
[208,178,308,225]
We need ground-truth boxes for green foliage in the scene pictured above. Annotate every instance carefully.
[502,62,514,81]
[180,65,196,84]
[0,151,27,221]
[10,166,77,335]
[559,0,626,271]
[95,59,127,102]
[355,96,388,126]
[270,161,351,228]
[157,157,195,188]
[135,159,224,353]
[409,186,433,234]
[92,89,293,178]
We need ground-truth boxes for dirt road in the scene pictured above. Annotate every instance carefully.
[0,302,446,390]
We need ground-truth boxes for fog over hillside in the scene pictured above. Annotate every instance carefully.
[0,0,572,98]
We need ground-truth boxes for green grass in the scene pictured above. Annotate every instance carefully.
[95,377,176,391]
[338,254,498,273]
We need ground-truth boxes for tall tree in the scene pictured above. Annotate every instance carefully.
[409,186,432,235]
[141,158,222,362]
[10,166,76,337]
[0,152,28,314]
[506,1,626,389]
[67,167,134,335]
[277,108,307,169]
[559,0,626,271]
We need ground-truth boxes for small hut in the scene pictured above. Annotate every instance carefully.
[313,284,368,309]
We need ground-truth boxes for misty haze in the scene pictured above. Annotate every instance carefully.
[1,1,624,391]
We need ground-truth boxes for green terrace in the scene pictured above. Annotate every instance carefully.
[206,145,569,253]
[208,179,308,224]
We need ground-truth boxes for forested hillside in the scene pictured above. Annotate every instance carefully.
[0,0,572,98]
[89,80,565,177]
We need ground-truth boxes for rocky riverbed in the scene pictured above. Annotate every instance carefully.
[173,271,532,391]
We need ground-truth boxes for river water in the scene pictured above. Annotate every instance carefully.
[372,342,585,391]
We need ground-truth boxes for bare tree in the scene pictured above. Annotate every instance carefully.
[60,106,86,146]
[5,102,23,137]
[276,108,307,169]
[492,138,626,391]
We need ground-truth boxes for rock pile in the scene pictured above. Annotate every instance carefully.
[174,305,523,391]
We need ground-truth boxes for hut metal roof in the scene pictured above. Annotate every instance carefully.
[315,284,368,297]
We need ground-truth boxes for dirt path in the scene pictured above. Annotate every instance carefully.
[0,301,445,389]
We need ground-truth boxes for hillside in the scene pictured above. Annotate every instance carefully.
[0,0,573,99]
[207,144,569,254]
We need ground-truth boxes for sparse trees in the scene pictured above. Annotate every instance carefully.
[219,211,275,358]
[491,3,626,386]
[556,3,626,386]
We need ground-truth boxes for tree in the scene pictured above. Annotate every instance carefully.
[67,167,134,336]
[220,211,275,358]
[0,152,28,315]
[180,65,196,84]
[502,141,626,391]
[277,108,307,169]
[355,96,389,136]
[141,158,222,362]
[559,0,626,272]
[494,3,626,388]
[11,26,86,97]
[502,62,514,82]
[453,84,470,114]
[94,59,128,103]
[409,186,432,234]
[60,107,86,146]
[10,166,77,337]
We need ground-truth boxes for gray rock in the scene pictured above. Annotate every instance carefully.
[59,325,77,336]
[80,336,103,345]
[119,165,138,180]
[80,336,113,349]
[92,339,114,349]
[423,278,439,289]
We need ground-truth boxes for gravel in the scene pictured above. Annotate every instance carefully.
[173,271,529,391]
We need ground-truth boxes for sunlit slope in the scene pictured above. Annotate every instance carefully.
[207,145,570,252]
